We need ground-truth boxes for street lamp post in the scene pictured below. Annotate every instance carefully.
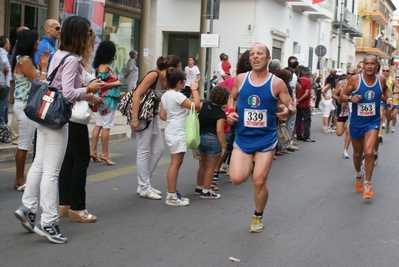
[205,0,214,100]
[337,0,344,67]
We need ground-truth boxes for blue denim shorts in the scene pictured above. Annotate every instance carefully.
[198,132,222,157]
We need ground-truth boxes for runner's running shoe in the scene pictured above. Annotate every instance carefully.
[249,215,264,233]
[363,182,373,199]
[355,171,364,192]
[342,150,350,159]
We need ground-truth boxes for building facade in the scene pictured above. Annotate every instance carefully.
[156,0,360,80]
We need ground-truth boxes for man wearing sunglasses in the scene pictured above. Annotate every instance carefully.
[34,19,61,66]
[339,55,393,200]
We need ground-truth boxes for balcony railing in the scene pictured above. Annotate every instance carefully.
[358,0,390,22]
[356,37,395,55]
[332,8,362,37]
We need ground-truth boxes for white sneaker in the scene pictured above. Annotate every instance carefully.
[342,150,350,159]
[137,186,162,195]
[139,188,162,200]
[391,128,395,133]
[165,194,190,206]
[328,127,336,133]
[150,187,162,195]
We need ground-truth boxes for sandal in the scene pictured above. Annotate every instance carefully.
[14,183,26,191]
[69,209,97,223]
[100,154,116,166]
[90,153,101,163]
[211,181,219,191]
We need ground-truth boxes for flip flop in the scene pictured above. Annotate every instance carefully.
[14,184,26,191]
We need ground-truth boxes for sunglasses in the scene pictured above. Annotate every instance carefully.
[382,70,389,72]
[347,72,355,76]
[54,26,61,31]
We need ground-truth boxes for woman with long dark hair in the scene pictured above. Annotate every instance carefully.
[14,16,104,244]
[90,40,122,165]
[58,27,104,223]
[12,30,49,192]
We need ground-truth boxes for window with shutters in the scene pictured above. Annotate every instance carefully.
[272,39,283,61]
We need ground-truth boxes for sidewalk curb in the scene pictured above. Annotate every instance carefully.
[0,133,129,162]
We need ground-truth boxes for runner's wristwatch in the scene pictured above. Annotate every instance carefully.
[348,95,352,102]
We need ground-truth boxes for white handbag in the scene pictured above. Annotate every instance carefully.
[70,101,92,125]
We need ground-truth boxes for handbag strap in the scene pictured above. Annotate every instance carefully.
[46,53,73,85]
[134,70,160,92]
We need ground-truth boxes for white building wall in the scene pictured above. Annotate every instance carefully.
[156,0,354,76]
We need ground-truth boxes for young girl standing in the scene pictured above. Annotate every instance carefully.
[160,68,200,206]
[196,86,230,199]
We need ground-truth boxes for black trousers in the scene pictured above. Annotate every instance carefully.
[181,86,191,98]
[59,121,90,210]
[295,106,312,139]
[315,90,322,109]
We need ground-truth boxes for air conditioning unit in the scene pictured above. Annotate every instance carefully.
[343,9,351,23]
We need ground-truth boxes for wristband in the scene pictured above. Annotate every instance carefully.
[228,108,235,115]
[131,119,139,122]
[86,86,91,93]
[41,72,47,75]
[387,98,392,101]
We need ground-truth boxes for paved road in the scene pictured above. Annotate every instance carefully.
[1,114,399,267]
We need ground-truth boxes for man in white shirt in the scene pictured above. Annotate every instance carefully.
[374,32,384,48]
[0,36,11,125]
[183,57,200,97]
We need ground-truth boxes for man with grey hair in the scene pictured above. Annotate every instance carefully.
[124,50,139,92]
[268,59,281,74]
[124,50,139,138]
[0,36,11,125]
[295,67,315,142]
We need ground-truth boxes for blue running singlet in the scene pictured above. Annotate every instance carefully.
[234,71,278,154]
[349,74,382,138]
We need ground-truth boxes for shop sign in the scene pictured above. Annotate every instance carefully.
[201,34,220,48]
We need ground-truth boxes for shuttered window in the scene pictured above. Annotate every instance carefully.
[272,39,283,61]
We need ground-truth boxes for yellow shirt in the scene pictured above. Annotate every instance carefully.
[393,87,399,106]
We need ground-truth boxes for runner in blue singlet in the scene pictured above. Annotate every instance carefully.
[339,54,392,200]
[226,43,296,233]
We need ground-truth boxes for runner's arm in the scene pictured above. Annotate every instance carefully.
[340,75,360,103]
[332,82,341,102]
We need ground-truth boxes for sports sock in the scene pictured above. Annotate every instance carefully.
[254,211,263,218]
